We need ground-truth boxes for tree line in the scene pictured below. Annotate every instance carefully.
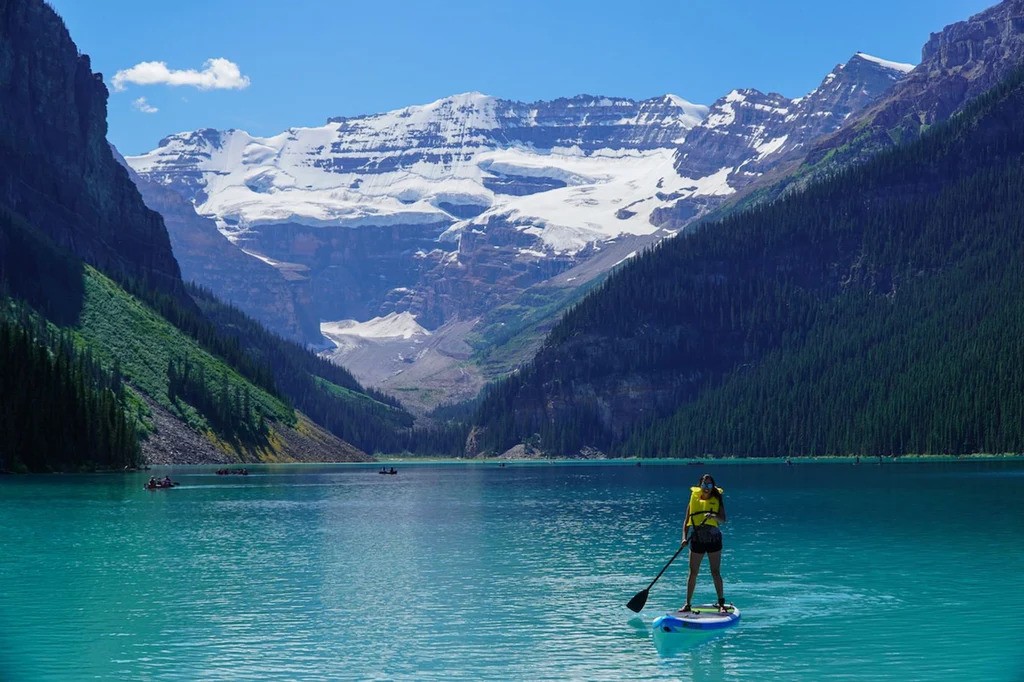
[0,309,140,472]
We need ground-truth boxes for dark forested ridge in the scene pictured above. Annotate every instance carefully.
[471,69,1024,458]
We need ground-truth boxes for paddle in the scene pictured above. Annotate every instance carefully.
[626,541,688,613]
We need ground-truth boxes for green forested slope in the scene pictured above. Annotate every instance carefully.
[472,70,1024,457]
[77,268,294,437]
[0,309,140,472]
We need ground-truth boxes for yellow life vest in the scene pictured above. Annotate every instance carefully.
[687,486,723,528]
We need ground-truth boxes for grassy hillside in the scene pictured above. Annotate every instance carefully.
[76,267,293,438]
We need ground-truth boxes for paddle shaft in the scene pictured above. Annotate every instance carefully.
[642,541,687,593]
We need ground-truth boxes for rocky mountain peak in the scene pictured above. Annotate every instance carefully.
[802,53,913,118]
[806,0,1024,165]
[919,0,1024,77]
[126,55,909,410]
[157,127,225,150]
[661,52,912,225]
[771,52,913,156]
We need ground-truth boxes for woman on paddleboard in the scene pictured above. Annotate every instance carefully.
[681,473,728,614]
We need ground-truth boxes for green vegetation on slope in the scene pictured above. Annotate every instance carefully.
[468,282,599,377]
[77,267,293,443]
[0,305,140,472]
[190,286,470,456]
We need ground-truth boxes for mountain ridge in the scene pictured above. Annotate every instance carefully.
[125,54,910,412]
[742,0,1024,206]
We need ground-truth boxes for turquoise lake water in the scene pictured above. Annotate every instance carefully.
[1,459,1022,681]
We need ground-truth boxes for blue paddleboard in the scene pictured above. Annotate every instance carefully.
[652,604,740,633]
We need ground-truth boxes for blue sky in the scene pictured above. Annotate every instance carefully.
[50,0,995,155]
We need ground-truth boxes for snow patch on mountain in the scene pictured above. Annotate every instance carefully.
[855,52,915,74]
[322,312,431,340]
[128,92,714,253]
[438,146,734,252]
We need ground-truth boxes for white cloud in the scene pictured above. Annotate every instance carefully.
[131,97,158,114]
[112,58,250,92]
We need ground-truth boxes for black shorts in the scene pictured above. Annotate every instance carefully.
[689,526,723,554]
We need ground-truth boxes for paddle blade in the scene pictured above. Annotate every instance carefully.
[627,588,649,613]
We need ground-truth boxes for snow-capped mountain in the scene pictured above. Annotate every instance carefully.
[655,52,912,226]
[130,93,708,254]
[127,54,910,410]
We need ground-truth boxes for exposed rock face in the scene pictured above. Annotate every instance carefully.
[0,0,180,288]
[655,53,910,227]
[141,394,369,464]
[323,93,705,162]
[116,151,323,344]
[232,219,451,326]
[806,0,1024,166]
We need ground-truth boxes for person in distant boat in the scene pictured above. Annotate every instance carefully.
[148,476,157,488]
[680,473,728,614]
[389,467,396,475]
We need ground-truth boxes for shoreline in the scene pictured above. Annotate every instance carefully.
[157,452,1024,467]
[371,453,1024,465]
[10,452,1022,475]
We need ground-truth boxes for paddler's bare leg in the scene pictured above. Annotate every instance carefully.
[684,549,702,608]
[708,550,725,606]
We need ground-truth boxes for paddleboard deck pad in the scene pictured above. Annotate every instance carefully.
[653,604,740,632]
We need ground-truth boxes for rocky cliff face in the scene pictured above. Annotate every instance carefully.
[116,150,323,344]
[654,53,910,227]
[324,92,704,161]
[805,0,1024,166]
[0,0,180,288]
